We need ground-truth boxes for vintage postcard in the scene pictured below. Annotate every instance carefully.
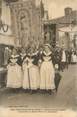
[0,0,77,116]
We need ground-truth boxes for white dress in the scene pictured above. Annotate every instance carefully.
[22,56,30,89]
[29,58,40,90]
[61,50,66,62]
[22,54,40,90]
[71,54,77,63]
[7,55,22,88]
[40,52,55,90]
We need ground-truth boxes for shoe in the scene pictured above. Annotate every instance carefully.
[48,90,52,95]
[52,89,56,94]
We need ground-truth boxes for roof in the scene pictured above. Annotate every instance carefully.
[44,10,77,26]
[58,25,77,33]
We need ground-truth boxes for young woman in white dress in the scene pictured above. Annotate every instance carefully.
[29,49,40,93]
[22,48,40,93]
[40,44,55,94]
[7,48,22,91]
[22,52,30,91]
[71,51,77,64]
[61,49,66,71]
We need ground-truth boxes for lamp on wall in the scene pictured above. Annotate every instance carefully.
[0,19,8,32]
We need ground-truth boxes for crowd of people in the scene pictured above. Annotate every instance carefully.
[5,44,77,94]
[54,47,77,72]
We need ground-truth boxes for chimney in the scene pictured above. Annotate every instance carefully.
[65,7,72,16]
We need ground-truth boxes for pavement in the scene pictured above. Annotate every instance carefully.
[0,65,77,111]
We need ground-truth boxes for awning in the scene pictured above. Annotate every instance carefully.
[58,26,77,33]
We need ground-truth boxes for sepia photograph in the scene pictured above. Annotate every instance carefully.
[0,0,77,116]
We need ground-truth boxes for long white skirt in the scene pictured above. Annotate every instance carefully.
[71,55,77,63]
[22,64,30,89]
[7,64,22,88]
[61,51,66,62]
[29,65,40,90]
[40,61,55,90]
[22,63,40,90]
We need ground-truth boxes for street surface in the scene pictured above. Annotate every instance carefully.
[0,65,77,110]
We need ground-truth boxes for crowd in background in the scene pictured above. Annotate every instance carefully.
[53,47,77,72]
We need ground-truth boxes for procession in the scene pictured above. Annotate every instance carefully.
[5,44,77,94]
[6,45,57,94]
[0,0,77,110]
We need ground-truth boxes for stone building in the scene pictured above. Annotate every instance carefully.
[9,0,42,49]
[0,0,43,69]
[0,0,43,85]
[44,7,77,49]
[0,0,43,66]
[0,0,15,67]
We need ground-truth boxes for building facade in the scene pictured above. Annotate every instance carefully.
[9,0,42,49]
[44,7,77,49]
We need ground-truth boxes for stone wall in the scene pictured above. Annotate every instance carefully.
[9,0,42,49]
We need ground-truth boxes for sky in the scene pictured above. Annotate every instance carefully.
[36,0,77,19]
[2,0,77,21]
